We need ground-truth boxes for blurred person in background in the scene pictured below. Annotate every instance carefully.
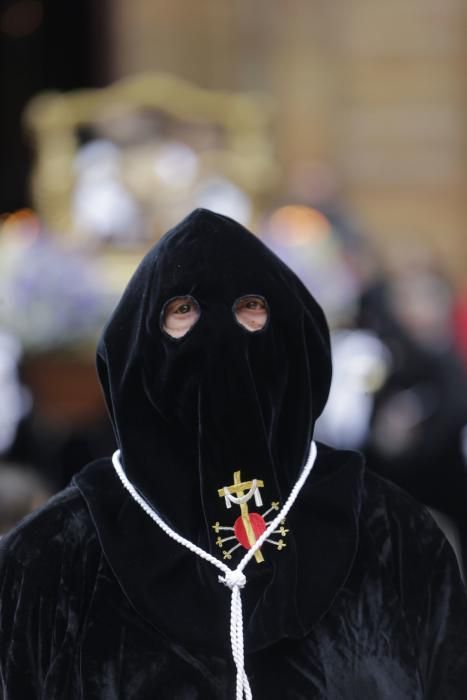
[1,209,467,699]
[261,203,467,576]
[358,263,467,575]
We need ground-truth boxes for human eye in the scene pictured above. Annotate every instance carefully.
[233,295,268,332]
[174,302,194,315]
[245,299,265,310]
[162,296,200,338]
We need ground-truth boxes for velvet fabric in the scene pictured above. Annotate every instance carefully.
[95,208,332,538]
[1,209,467,697]
[92,208,343,650]
[1,460,467,698]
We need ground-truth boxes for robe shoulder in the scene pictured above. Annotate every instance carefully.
[0,476,110,698]
[361,467,459,567]
[0,478,101,598]
[362,467,454,550]
[360,468,466,616]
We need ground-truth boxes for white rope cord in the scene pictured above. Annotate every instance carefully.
[111,441,318,700]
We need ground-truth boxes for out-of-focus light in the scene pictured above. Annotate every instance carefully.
[1,209,40,243]
[0,330,30,455]
[74,140,123,184]
[195,177,252,227]
[261,205,360,328]
[267,205,331,247]
[73,180,142,244]
[152,142,199,189]
[0,0,43,38]
[316,330,391,449]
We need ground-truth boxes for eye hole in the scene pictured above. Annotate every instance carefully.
[162,296,200,338]
[233,295,269,332]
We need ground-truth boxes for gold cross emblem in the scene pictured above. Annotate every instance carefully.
[218,471,265,563]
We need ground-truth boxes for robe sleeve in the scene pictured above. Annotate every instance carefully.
[0,488,98,699]
[421,538,467,699]
[0,541,55,696]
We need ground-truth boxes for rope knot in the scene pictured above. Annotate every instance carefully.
[219,568,247,590]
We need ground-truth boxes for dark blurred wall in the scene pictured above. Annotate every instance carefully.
[0,0,110,212]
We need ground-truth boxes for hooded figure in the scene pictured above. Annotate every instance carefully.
[1,209,467,699]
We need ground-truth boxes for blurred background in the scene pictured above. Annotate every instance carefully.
[1,0,467,567]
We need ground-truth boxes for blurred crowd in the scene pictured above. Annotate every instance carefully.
[261,195,467,574]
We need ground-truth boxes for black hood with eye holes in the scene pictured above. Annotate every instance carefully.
[75,208,364,653]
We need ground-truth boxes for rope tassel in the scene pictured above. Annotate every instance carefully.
[112,442,318,700]
[218,571,252,699]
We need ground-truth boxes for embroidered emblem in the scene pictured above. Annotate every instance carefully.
[212,470,289,563]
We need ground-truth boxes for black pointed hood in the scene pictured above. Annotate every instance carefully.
[76,209,363,653]
[96,208,332,539]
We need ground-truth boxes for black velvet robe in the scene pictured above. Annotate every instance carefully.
[1,446,467,699]
[2,210,467,698]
